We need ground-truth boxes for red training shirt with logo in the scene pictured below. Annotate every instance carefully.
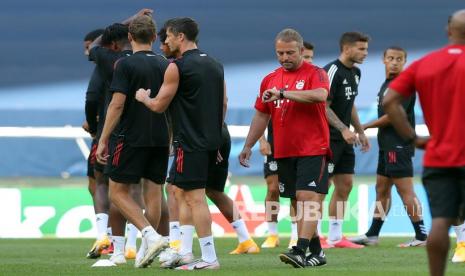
[255,61,330,159]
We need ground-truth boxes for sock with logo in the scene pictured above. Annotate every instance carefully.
[328,219,343,242]
[231,219,250,243]
[125,223,138,249]
[179,225,195,255]
[199,236,217,263]
[95,213,109,240]
[412,220,427,241]
[169,221,181,243]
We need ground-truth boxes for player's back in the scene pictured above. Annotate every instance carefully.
[111,51,170,147]
[172,49,224,152]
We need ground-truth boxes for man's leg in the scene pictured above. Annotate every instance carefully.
[262,174,280,248]
[184,188,217,262]
[328,174,362,248]
[350,175,392,245]
[427,218,454,276]
[206,188,259,254]
[166,183,181,250]
[395,177,427,246]
[86,169,111,259]
[289,199,298,248]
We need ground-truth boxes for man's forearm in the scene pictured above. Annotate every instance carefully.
[365,115,390,129]
[284,88,327,103]
[100,103,123,142]
[351,105,364,133]
[326,107,347,132]
[244,112,270,149]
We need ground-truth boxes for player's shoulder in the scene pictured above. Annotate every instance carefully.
[263,67,282,80]
[323,59,339,72]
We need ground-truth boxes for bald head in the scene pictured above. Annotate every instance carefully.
[448,9,465,44]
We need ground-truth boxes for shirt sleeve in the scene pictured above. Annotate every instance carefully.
[389,61,419,97]
[86,68,103,102]
[324,65,339,102]
[310,68,330,93]
[110,59,130,96]
[254,76,271,114]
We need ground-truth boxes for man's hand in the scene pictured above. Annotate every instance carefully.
[415,136,429,150]
[358,132,371,152]
[239,146,252,167]
[262,87,280,103]
[96,140,109,165]
[123,8,154,25]
[82,120,90,133]
[341,128,357,145]
[259,140,272,156]
[135,88,151,103]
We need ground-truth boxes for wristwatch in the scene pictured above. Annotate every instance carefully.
[279,88,285,99]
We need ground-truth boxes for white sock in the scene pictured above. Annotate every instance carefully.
[267,222,278,235]
[199,236,217,263]
[141,226,161,245]
[290,222,298,240]
[328,219,343,242]
[169,221,181,242]
[179,225,195,256]
[317,220,322,236]
[454,222,465,243]
[95,213,109,240]
[136,235,147,261]
[231,219,250,243]
[112,236,125,255]
[125,223,138,249]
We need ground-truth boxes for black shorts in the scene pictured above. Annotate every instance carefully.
[277,155,329,199]
[170,147,217,191]
[328,140,355,176]
[377,149,413,178]
[422,167,465,219]
[263,154,278,178]
[108,138,169,184]
[87,139,98,178]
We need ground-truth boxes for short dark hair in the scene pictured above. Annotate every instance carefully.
[339,32,370,52]
[158,27,167,44]
[303,41,314,51]
[101,23,129,45]
[165,17,199,42]
[129,15,156,44]
[383,46,407,59]
[84,29,104,42]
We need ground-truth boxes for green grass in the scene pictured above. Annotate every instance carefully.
[0,238,463,275]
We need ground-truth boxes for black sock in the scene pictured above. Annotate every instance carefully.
[365,218,384,237]
[309,236,322,256]
[296,238,310,254]
[412,220,427,241]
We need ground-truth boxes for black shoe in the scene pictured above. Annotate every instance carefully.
[305,251,327,267]
[279,246,306,268]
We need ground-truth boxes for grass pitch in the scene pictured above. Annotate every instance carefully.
[0,237,463,275]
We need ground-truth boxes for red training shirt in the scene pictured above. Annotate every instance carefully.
[389,44,465,167]
[255,61,330,159]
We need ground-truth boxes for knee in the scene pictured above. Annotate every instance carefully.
[375,184,391,199]
[184,193,205,208]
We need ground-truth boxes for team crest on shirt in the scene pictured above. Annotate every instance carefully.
[355,75,360,85]
[295,80,305,90]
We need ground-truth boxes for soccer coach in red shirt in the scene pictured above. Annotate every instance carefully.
[239,28,330,268]
[383,10,465,276]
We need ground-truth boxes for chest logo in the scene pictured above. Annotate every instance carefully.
[342,79,348,85]
[295,80,305,90]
